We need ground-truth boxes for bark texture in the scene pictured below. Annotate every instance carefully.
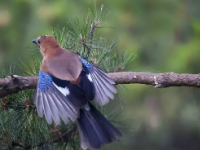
[1,72,200,98]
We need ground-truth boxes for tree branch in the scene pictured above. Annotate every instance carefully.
[0,75,38,98]
[1,72,200,98]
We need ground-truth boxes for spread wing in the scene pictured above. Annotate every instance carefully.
[33,70,79,125]
[78,56,117,106]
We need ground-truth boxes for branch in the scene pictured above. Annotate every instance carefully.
[108,72,200,87]
[50,125,77,143]
[0,75,38,98]
[89,22,96,48]
[86,22,98,58]
[1,72,200,98]
[80,22,98,59]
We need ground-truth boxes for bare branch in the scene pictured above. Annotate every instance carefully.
[108,72,200,87]
[0,75,38,98]
[1,72,200,98]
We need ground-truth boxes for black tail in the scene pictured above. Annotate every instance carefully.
[77,103,122,149]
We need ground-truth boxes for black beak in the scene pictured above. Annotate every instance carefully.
[32,39,40,47]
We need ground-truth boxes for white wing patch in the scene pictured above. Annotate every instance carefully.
[53,82,70,96]
[87,74,93,82]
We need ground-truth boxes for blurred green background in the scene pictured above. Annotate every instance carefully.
[1,0,200,149]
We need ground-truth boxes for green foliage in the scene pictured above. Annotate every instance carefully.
[0,5,133,150]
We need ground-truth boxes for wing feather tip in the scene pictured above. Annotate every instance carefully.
[38,112,43,118]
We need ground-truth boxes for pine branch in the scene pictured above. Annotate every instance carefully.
[11,125,77,150]
[1,72,200,98]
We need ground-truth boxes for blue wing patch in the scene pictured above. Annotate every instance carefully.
[38,71,53,92]
[78,56,93,68]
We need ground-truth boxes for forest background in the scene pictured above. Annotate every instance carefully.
[1,0,200,149]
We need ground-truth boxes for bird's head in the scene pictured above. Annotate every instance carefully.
[32,35,60,56]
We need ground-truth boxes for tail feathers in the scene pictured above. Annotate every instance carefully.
[77,103,122,149]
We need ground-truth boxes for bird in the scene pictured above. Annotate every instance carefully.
[32,35,122,149]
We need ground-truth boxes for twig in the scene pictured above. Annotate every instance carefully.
[11,141,26,149]
[79,22,98,59]
[1,72,200,98]
[89,22,96,48]
[79,35,91,59]
[51,125,77,143]
[87,22,98,58]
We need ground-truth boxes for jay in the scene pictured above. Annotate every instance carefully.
[32,35,122,149]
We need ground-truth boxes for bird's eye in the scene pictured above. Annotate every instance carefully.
[41,35,46,38]
[38,40,41,44]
